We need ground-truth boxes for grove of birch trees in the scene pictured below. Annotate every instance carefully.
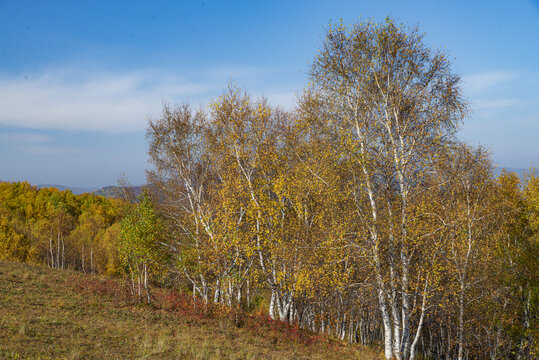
[143,18,538,359]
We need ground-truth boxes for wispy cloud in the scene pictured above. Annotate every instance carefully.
[462,71,519,94]
[0,130,81,155]
[204,66,271,79]
[473,98,519,110]
[0,65,281,133]
[0,132,52,143]
[21,145,83,155]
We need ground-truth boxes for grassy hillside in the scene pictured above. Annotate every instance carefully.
[0,261,380,359]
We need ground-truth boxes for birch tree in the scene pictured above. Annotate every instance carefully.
[436,145,497,360]
[304,18,468,359]
[119,190,165,302]
[205,88,302,320]
[147,102,254,306]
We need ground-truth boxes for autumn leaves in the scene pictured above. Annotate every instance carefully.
[142,18,537,359]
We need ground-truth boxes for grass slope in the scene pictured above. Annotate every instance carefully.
[0,261,379,359]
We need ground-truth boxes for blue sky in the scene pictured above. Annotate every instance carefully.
[1,0,538,188]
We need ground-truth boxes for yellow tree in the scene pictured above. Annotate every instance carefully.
[119,190,166,302]
[433,145,500,360]
[205,87,300,319]
[303,18,468,359]
[147,102,247,304]
[518,171,539,357]
[72,203,106,273]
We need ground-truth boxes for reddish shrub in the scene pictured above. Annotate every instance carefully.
[71,276,323,346]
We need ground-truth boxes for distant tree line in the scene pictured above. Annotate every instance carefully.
[0,181,126,275]
[0,18,537,360]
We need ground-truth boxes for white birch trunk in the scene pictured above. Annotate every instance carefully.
[56,232,60,269]
[81,245,85,273]
[269,289,276,320]
[409,279,428,360]
[90,247,94,274]
[49,235,54,268]
[458,279,465,360]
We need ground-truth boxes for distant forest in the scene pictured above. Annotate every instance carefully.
[1,18,537,360]
[33,184,143,198]
[0,181,126,274]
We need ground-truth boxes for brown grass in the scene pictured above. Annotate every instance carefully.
[0,261,381,359]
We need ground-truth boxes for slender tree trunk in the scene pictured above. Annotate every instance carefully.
[214,279,220,303]
[446,323,452,360]
[458,279,465,360]
[193,283,197,311]
[61,235,65,269]
[377,283,394,359]
[81,245,85,273]
[236,285,242,306]
[144,262,150,303]
[246,278,250,309]
[49,235,54,268]
[276,290,285,322]
[517,285,531,359]
[357,134,394,359]
[390,283,402,359]
[401,259,412,358]
[409,279,428,360]
[90,247,94,273]
[373,232,394,359]
[226,278,233,307]
[269,289,276,320]
[359,317,365,345]
[137,272,140,299]
[130,272,135,297]
[458,186,474,360]
[57,232,60,269]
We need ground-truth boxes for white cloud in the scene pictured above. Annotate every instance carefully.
[0,130,81,155]
[20,145,83,155]
[0,132,52,143]
[473,98,519,110]
[462,71,519,94]
[204,66,271,79]
[0,69,207,132]
[0,65,289,132]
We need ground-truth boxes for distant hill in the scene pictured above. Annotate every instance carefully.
[92,185,124,198]
[92,185,143,199]
[37,184,97,195]
[35,184,143,199]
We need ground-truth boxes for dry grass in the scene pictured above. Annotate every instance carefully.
[0,261,381,359]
